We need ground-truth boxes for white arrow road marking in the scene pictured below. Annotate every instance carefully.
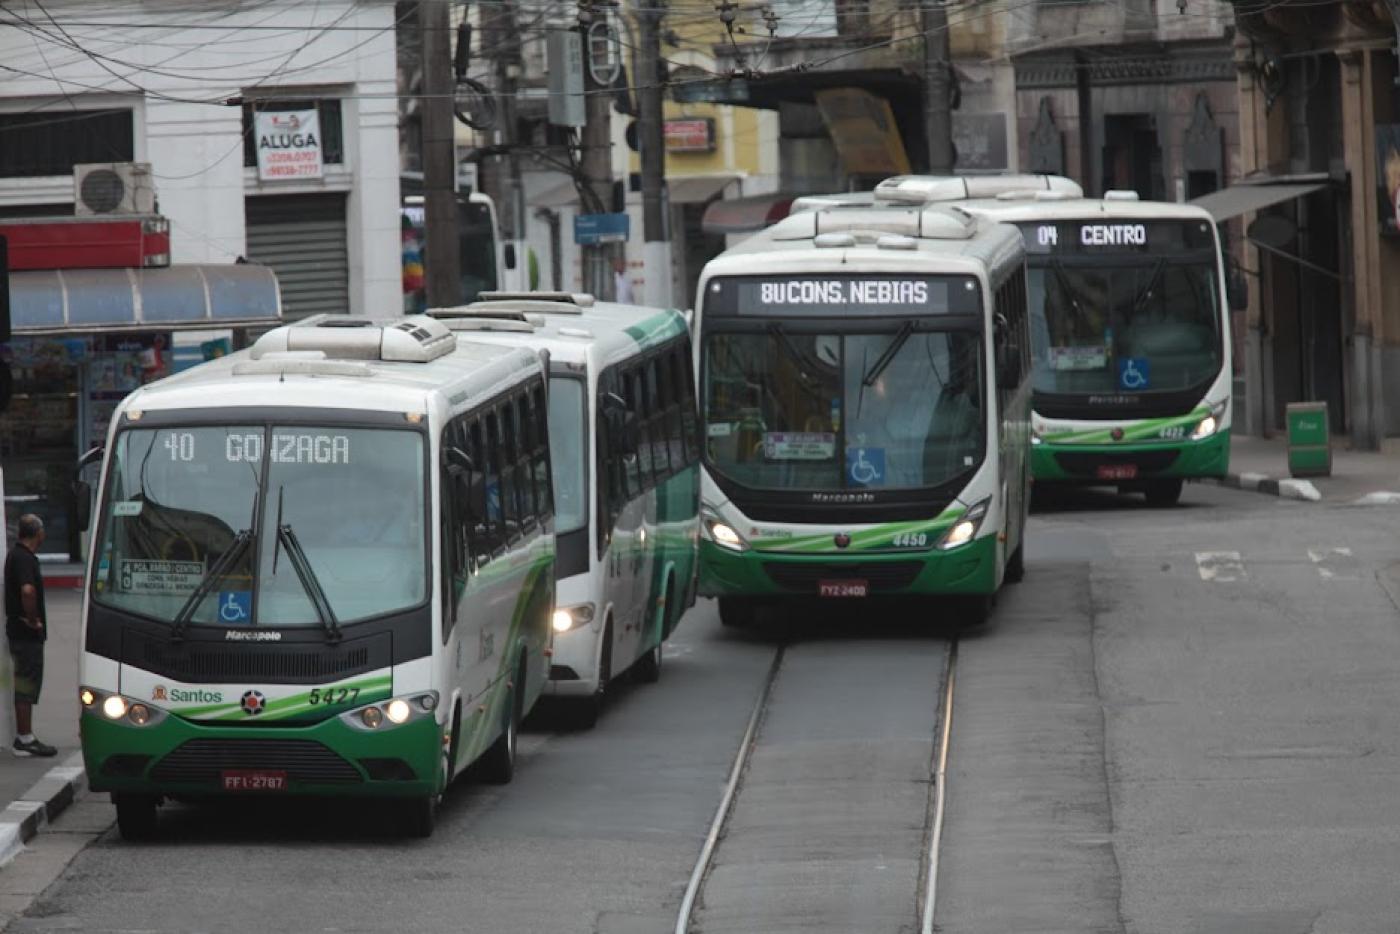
[1308,547,1358,581]
[1196,551,1245,582]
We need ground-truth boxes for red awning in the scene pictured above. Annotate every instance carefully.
[702,194,796,234]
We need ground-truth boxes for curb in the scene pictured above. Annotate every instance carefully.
[1203,472,1322,502]
[0,753,87,869]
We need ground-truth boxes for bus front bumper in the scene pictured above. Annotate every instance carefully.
[1031,427,1230,483]
[81,707,443,798]
[698,534,998,600]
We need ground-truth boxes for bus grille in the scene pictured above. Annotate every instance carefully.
[127,631,389,685]
[1053,450,1180,477]
[150,739,363,785]
[762,561,924,593]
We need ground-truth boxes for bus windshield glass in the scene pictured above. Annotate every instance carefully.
[1016,219,1222,397]
[704,328,984,492]
[547,376,588,534]
[91,426,427,627]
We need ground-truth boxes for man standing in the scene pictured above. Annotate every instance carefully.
[612,255,635,304]
[5,515,57,757]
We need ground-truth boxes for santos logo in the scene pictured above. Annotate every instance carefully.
[153,686,224,704]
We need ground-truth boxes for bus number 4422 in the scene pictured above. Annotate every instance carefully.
[1158,426,1186,440]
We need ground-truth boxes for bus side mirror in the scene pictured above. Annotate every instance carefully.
[503,243,517,271]
[996,343,1022,390]
[1227,270,1249,312]
[73,481,93,533]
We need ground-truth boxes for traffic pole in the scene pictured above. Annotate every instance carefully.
[923,0,954,175]
[580,2,617,299]
[421,0,463,307]
[636,0,672,308]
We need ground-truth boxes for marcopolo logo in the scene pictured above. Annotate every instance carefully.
[155,686,224,704]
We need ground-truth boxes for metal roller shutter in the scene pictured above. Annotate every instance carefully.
[245,193,349,319]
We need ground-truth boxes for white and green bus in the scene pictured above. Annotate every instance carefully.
[75,315,554,839]
[429,292,700,727]
[802,175,1237,505]
[693,203,1032,625]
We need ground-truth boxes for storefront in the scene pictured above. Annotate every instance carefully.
[0,263,280,560]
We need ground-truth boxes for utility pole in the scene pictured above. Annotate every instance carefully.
[580,2,616,299]
[923,0,954,175]
[421,0,462,306]
[494,1,524,291]
[636,0,672,307]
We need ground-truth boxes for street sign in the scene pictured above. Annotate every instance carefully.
[574,213,630,245]
[547,30,586,128]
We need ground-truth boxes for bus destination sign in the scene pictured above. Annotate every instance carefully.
[708,274,981,317]
[1017,220,1214,255]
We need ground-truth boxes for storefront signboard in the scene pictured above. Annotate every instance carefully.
[665,119,715,153]
[254,109,324,181]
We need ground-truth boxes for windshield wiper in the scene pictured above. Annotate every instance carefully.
[276,521,342,643]
[862,321,916,387]
[170,529,255,641]
[1130,258,1166,313]
[767,322,819,383]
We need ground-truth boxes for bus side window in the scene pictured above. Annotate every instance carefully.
[507,395,535,534]
[440,422,459,635]
[484,412,508,554]
[624,366,652,490]
[658,349,683,470]
[597,369,623,553]
[529,382,553,521]
[647,355,671,480]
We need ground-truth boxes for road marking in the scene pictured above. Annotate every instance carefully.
[1308,547,1359,581]
[919,644,957,934]
[1196,551,1245,582]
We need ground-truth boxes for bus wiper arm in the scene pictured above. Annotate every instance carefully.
[170,529,254,641]
[767,322,818,379]
[1130,258,1166,312]
[277,522,342,643]
[862,321,915,387]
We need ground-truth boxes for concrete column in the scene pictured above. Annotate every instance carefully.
[1340,47,1383,449]
[1234,46,1270,436]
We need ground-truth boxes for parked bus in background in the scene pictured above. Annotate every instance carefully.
[691,200,1031,626]
[400,174,515,312]
[430,292,700,727]
[76,315,553,839]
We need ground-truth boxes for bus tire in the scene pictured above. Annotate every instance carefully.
[403,794,436,838]
[1145,479,1184,507]
[113,793,159,842]
[1005,543,1025,584]
[633,581,671,684]
[718,597,753,628]
[481,659,524,785]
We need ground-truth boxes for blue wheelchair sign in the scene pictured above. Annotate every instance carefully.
[846,446,885,487]
[1118,357,1150,391]
[218,591,252,624]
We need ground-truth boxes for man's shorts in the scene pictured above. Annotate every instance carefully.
[11,641,44,705]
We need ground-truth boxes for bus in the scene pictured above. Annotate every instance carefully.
[836,175,1235,506]
[400,177,515,312]
[75,315,555,839]
[692,203,1032,626]
[428,292,700,727]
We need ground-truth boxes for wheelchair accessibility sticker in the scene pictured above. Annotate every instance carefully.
[846,447,885,487]
[218,591,253,624]
[1118,357,1150,391]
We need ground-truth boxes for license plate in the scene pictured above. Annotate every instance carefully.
[221,770,288,792]
[818,580,868,598]
[1097,464,1138,480]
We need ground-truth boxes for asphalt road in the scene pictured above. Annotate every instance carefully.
[9,481,1400,933]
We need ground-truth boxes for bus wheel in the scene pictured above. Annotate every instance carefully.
[403,795,436,839]
[481,660,524,785]
[633,583,670,684]
[1145,479,1184,507]
[1005,544,1025,584]
[718,597,754,628]
[113,793,159,842]
[567,622,611,730]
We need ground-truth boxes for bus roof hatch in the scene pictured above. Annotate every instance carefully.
[250,314,457,363]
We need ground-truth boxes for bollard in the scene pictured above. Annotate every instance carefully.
[1285,401,1331,478]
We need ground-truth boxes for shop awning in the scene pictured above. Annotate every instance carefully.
[10,263,282,335]
[1190,181,1328,222]
[702,193,796,234]
[668,174,740,204]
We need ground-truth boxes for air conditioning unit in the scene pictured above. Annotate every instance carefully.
[73,162,156,216]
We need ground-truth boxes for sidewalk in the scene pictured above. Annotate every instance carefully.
[0,588,88,866]
[1210,433,1400,504]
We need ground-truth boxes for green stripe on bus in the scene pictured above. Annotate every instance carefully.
[1039,407,1209,445]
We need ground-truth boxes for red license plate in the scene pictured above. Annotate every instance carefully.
[1097,464,1138,480]
[221,770,288,792]
[818,580,868,598]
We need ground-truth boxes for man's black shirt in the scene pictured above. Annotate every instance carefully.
[5,543,46,644]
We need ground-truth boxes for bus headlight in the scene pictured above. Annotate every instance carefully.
[1190,401,1229,441]
[79,688,97,708]
[343,692,439,732]
[102,695,129,720]
[385,699,412,724]
[938,498,990,551]
[553,603,595,634]
[128,704,152,726]
[361,706,384,729]
[703,515,748,552]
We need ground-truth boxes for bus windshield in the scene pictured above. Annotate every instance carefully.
[704,328,984,492]
[1027,259,1221,396]
[92,425,427,627]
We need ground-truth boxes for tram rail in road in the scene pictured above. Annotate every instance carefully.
[674,634,960,934]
